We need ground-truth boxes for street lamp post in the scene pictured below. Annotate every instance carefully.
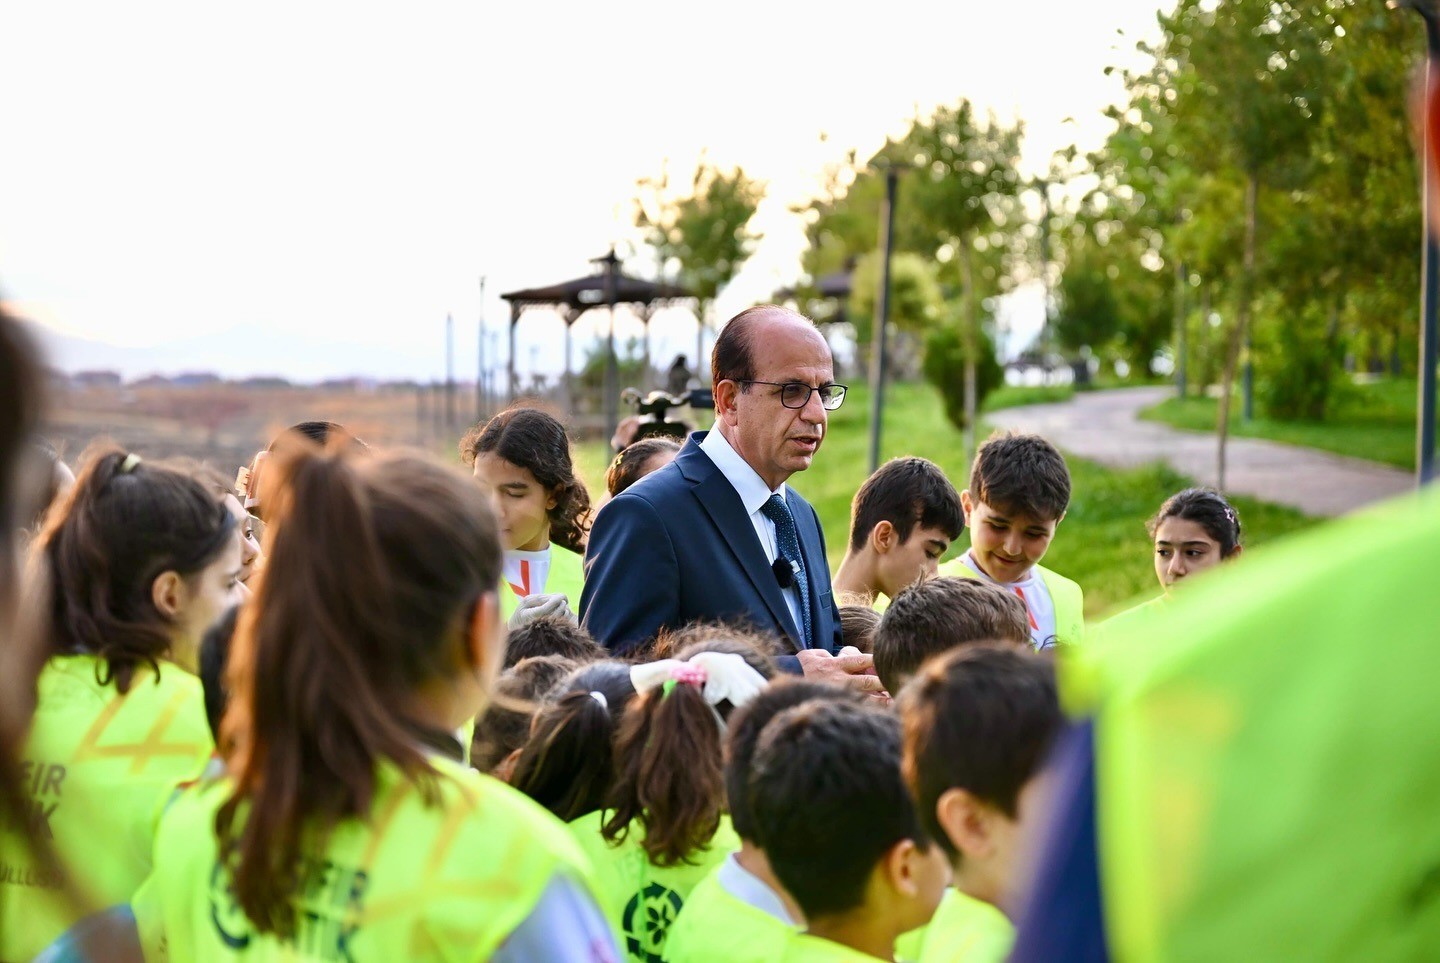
[1392,0,1440,486]
[867,165,901,474]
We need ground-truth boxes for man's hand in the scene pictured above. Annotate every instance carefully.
[796,647,887,699]
[507,593,575,629]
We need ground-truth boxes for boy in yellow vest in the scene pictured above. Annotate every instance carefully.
[937,432,1084,649]
[831,458,964,611]
[895,644,1063,962]
[665,680,863,962]
[750,701,950,961]
[871,577,1030,695]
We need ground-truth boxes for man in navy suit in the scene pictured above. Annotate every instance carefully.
[581,305,880,689]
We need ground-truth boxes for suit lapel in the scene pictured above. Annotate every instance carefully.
[678,438,804,645]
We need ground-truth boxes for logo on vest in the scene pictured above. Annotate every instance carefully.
[209,857,368,961]
[622,882,684,963]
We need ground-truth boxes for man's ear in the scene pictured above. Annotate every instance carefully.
[150,570,186,621]
[936,787,1001,862]
[870,519,897,555]
[713,380,742,426]
[881,838,927,898]
[960,489,974,519]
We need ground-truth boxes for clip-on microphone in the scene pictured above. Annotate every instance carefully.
[772,557,796,589]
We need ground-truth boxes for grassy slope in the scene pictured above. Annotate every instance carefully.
[1140,378,1430,471]
[578,381,1316,618]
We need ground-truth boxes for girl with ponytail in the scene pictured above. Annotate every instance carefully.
[127,449,616,962]
[4,446,242,961]
[567,629,776,963]
[460,406,592,624]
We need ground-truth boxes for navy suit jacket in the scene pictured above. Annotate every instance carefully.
[580,432,843,670]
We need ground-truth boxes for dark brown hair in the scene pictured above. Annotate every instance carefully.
[848,456,963,552]
[606,436,680,497]
[471,654,579,775]
[899,644,1061,861]
[502,615,604,669]
[838,604,881,654]
[723,679,859,842]
[603,632,776,866]
[217,450,501,938]
[511,660,637,821]
[969,431,1071,522]
[651,620,784,677]
[1148,487,1243,557]
[459,406,591,553]
[749,701,932,918]
[872,576,1030,694]
[37,446,236,694]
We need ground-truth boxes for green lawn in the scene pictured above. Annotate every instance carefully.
[577,381,1316,618]
[1140,378,1432,471]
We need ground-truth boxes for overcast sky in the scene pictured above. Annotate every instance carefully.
[1,0,1165,380]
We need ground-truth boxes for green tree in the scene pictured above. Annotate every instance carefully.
[634,158,766,361]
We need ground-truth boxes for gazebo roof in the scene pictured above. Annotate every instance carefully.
[775,266,854,302]
[500,270,692,313]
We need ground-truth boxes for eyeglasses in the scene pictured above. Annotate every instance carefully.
[739,380,848,410]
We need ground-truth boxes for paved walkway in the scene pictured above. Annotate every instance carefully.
[986,386,1413,517]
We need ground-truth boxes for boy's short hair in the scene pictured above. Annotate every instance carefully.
[471,654,579,773]
[724,679,860,842]
[872,577,1030,693]
[838,604,881,654]
[502,615,604,669]
[899,645,1062,861]
[848,457,964,552]
[749,701,933,919]
[969,431,1071,521]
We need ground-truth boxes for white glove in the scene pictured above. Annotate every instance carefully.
[507,592,575,629]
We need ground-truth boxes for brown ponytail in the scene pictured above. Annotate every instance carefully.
[37,445,235,693]
[217,449,501,938]
[602,678,726,867]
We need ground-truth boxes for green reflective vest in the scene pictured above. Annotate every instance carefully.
[936,558,1086,647]
[1069,490,1440,959]
[569,810,740,963]
[131,754,597,961]
[894,888,1013,963]
[663,860,797,963]
[499,543,586,619]
[0,655,212,961]
[777,932,887,962]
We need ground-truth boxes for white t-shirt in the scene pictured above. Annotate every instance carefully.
[503,547,552,600]
[962,550,1057,651]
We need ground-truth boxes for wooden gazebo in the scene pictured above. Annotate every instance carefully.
[500,250,692,435]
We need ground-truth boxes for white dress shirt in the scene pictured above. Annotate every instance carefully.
[698,426,804,634]
[715,852,799,926]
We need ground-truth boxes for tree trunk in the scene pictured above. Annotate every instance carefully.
[1217,173,1259,491]
[960,236,979,466]
[1174,258,1188,398]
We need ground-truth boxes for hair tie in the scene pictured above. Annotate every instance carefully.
[1224,507,1237,526]
[119,453,142,474]
[661,662,709,698]
[589,690,608,711]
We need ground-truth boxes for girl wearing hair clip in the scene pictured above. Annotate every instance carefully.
[553,636,774,963]
[4,446,243,961]
[1104,487,1245,634]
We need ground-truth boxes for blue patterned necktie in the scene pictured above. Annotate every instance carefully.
[761,493,812,649]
